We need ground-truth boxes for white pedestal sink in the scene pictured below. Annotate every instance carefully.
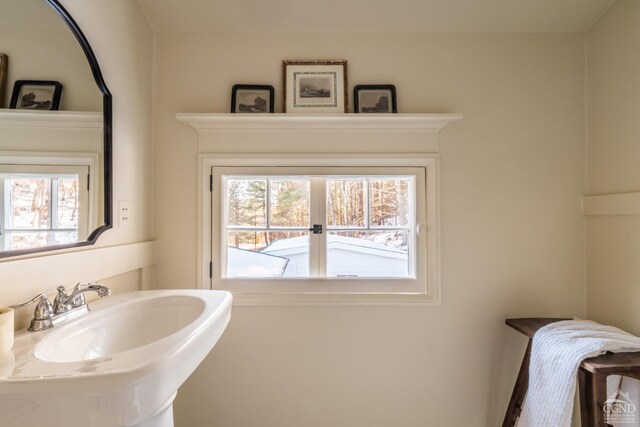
[0,290,232,427]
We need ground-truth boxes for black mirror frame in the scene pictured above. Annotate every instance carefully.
[0,0,112,258]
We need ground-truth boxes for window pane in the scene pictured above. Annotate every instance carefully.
[327,231,410,278]
[369,178,411,227]
[54,231,79,244]
[8,231,49,250]
[227,231,309,278]
[57,178,80,229]
[269,179,310,228]
[226,179,266,227]
[327,179,366,228]
[8,178,50,229]
[7,230,77,250]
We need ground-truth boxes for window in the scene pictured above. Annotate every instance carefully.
[206,157,439,301]
[223,174,415,280]
[225,176,311,278]
[0,164,90,251]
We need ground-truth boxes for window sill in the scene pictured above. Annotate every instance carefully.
[229,291,440,306]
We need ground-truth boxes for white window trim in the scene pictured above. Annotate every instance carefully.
[214,166,424,291]
[0,164,91,251]
[199,154,441,305]
[0,151,99,232]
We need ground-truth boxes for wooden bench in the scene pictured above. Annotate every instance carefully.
[503,318,640,427]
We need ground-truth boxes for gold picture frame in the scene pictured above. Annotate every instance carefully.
[283,60,348,113]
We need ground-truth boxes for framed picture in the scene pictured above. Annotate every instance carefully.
[231,84,274,113]
[0,54,7,108]
[10,80,63,110]
[354,85,397,113]
[283,60,347,113]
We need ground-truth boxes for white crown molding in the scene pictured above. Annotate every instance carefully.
[176,113,463,131]
[0,109,103,129]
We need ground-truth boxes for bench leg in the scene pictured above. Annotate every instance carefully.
[579,368,611,427]
[503,339,532,427]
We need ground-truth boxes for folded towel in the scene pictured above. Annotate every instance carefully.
[518,319,640,427]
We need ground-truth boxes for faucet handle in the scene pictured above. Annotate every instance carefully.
[73,282,111,297]
[12,294,53,316]
[53,285,75,313]
[11,294,54,332]
[11,293,48,308]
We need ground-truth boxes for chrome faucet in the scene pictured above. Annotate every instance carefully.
[53,282,111,314]
[11,294,55,332]
[12,282,111,332]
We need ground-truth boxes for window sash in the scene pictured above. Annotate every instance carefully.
[213,166,427,293]
[222,172,416,279]
[0,164,90,251]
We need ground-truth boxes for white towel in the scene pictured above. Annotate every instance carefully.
[518,319,640,427]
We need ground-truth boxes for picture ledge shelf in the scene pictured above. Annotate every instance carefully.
[0,109,102,128]
[175,113,463,131]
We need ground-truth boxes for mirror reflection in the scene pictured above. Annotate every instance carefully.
[0,0,105,254]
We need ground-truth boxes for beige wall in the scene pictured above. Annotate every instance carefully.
[0,0,154,316]
[586,0,640,334]
[152,32,587,426]
[0,25,101,110]
[60,0,155,246]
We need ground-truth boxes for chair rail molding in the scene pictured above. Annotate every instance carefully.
[583,192,640,216]
[0,241,156,307]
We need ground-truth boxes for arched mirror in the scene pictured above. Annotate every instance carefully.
[0,0,112,257]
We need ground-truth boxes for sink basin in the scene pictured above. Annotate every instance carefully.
[0,290,232,427]
[36,295,206,363]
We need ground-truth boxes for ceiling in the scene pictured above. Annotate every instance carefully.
[138,0,614,33]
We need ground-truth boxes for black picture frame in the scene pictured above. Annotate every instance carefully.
[0,54,8,108]
[10,80,63,110]
[353,84,397,113]
[231,84,275,113]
